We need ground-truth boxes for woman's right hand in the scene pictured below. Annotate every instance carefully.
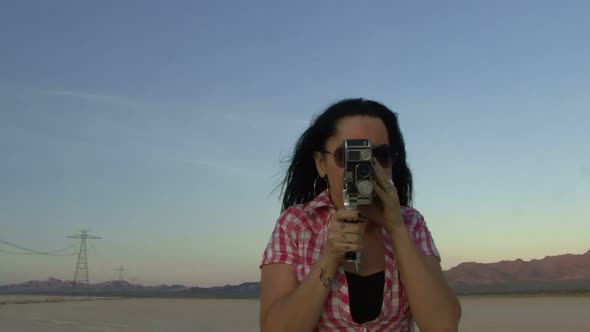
[322,208,368,265]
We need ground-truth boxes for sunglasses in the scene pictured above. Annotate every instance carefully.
[323,144,399,168]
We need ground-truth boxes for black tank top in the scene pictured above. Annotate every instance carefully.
[344,270,385,324]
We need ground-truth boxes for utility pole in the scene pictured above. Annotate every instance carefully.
[67,230,101,288]
[114,265,126,281]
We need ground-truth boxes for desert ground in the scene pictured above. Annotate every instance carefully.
[1,295,589,331]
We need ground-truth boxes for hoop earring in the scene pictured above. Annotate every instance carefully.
[313,176,329,197]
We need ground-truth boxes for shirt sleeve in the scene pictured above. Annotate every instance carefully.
[406,208,441,262]
[259,207,301,269]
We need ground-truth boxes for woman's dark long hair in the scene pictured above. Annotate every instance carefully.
[276,98,414,213]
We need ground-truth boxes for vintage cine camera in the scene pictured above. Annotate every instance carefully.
[342,139,374,209]
[342,139,373,268]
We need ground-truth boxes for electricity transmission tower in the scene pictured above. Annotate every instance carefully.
[67,230,101,287]
[114,265,126,281]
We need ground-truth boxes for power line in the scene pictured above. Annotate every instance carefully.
[0,239,49,254]
[45,245,78,254]
[0,239,77,256]
[0,248,36,255]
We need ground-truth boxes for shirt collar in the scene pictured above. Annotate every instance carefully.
[302,189,334,212]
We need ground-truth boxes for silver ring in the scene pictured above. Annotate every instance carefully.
[385,179,395,192]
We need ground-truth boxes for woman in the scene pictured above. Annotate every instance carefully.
[259,98,461,332]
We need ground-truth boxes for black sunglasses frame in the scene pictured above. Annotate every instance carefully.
[322,144,399,168]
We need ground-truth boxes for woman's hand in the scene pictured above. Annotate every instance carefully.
[322,208,368,265]
[359,157,405,233]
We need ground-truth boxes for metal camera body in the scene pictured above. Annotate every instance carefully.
[343,139,374,209]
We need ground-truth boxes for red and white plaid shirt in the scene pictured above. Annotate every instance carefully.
[260,189,440,332]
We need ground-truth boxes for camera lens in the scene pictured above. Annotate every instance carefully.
[357,180,373,196]
[357,163,372,178]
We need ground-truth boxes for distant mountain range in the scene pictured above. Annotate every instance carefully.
[1,250,588,298]
[445,249,590,294]
[0,279,259,299]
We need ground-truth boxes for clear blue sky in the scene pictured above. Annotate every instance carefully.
[1,1,589,287]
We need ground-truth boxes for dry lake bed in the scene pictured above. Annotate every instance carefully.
[1,295,589,331]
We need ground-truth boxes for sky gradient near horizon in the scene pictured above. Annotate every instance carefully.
[1,1,589,287]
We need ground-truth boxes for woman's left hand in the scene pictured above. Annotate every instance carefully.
[359,157,405,233]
